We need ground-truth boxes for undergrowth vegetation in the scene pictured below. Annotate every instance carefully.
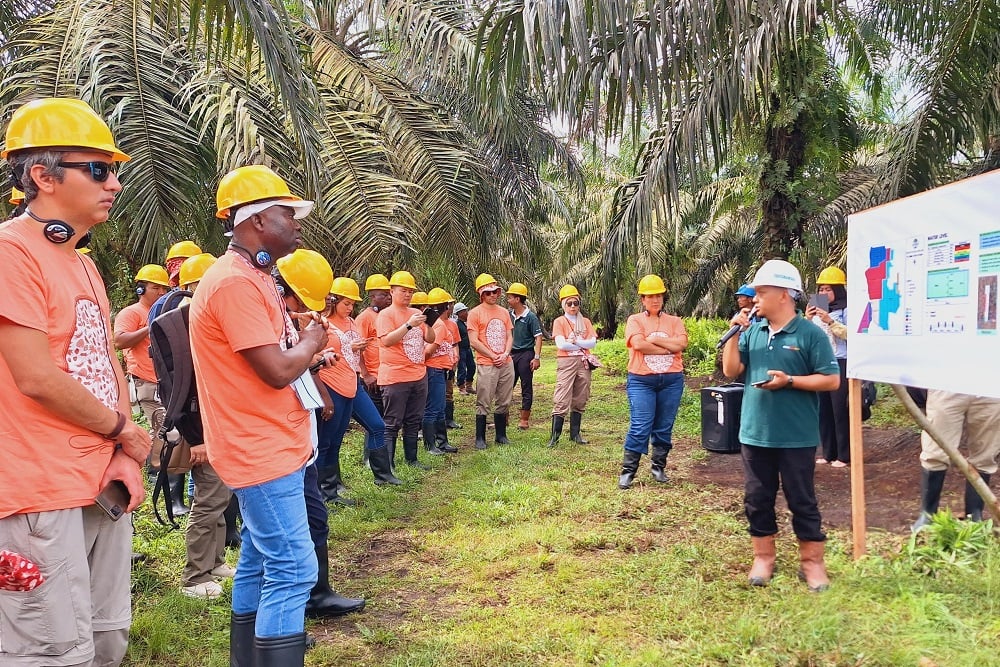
[125,344,997,666]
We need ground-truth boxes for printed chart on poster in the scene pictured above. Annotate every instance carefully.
[847,171,1000,398]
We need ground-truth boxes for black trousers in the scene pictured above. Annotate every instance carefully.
[382,377,429,440]
[818,358,850,463]
[742,444,825,542]
[511,348,536,411]
[303,463,328,548]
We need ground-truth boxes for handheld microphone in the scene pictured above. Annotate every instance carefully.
[717,306,758,349]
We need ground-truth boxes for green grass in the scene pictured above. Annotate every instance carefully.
[126,344,998,666]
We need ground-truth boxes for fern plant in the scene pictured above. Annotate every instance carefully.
[905,510,995,576]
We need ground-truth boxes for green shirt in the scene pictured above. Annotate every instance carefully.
[510,308,543,352]
[738,315,839,448]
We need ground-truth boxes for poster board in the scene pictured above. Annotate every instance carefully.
[846,171,1000,398]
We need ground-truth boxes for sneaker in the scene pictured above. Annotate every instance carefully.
[210,564,237,578]
[181,580,223,599]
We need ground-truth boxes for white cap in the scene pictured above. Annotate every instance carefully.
[453,302,469,313]
[225,198,315,237]
[750,259,803,291]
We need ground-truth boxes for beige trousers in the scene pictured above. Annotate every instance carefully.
[552,356,592,416]
[920,390,1000,473]
[475,362,515,415]
[182,461,232,586]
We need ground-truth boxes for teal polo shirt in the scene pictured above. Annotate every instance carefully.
[738,315,839,448]
[511,308,543,352]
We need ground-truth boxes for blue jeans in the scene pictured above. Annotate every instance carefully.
[352,378,386,450]
[317,385,353,469]
[424,367,447,422]
[457,347,476,385]
[624,372,685,454]
[232,467,318,637]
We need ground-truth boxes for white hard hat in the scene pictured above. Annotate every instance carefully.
[454,302,469,314]
[750,259,803,291]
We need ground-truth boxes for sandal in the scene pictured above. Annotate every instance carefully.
[815,458,829,464]
[830,460,848,468]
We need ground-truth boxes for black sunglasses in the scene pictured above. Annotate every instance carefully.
[58,161,117,182]
[482,288,502,295]
[565,300,581,307]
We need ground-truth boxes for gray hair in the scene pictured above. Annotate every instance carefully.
[7,150,66,204]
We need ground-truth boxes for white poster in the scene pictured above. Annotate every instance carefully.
[846,171,1000,398]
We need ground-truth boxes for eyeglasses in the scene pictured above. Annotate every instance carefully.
[482,288,501,296]
[58,161,117,182]
[565,300,580,307]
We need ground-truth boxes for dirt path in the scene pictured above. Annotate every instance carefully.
[684,425,996,533]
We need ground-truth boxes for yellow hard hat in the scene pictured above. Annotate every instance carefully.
[364,273,390,291]
[389,270,417,290]
[817,266,846,286]
[215,165,304,219]
[179,253,217,287]
[426,287,454,305]
[507,282,528,298]
[276,249,334,311]
[637,274,667,295]
[559,284,581,300]
[411,291,428,307]
[9,188,23,205]
[2,98,130,161]
[135,264,170,287]
[330,277,362,302]
[475,273,498,292]
[167,240,203,261]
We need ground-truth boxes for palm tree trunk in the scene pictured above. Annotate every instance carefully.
[760,92,809,260]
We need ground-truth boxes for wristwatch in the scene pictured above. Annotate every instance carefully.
[787,375,795,387]
[405,323,413,330]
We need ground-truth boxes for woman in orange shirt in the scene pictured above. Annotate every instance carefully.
[423,288,460,454]
[619,274,689,489]
[548,285,597,447]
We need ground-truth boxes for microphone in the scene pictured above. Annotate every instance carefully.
[717,306,758,349]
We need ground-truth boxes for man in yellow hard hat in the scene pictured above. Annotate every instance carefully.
[376,270,436,470]
[467,274,515,448]
[0,97,149,667]
[191,165,329,665]
[166,239,203,287]
[506,282,543,429]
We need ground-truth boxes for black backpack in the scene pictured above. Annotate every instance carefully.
[147,289,202,527]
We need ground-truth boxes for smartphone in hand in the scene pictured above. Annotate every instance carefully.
[422,306,440,327]
[808,293,829,311]
[95,480,131,521]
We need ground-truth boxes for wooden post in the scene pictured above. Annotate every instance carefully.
[848,378,867,559]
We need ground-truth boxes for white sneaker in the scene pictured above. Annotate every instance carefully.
[181,580,223,599]
[210,564,237,578]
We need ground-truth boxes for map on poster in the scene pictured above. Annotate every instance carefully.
[847,171,1000,398]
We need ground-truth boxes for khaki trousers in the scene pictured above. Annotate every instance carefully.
[132,377,165,466]
[920,390,1000,473]
[181,461,232,586]
[553,356,592,416]
[0,506,132,666]
[475,362,515,416]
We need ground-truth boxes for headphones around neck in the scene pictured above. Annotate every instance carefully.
[136,283,146,296]
[26,208,94,249]
[230,242,272,269]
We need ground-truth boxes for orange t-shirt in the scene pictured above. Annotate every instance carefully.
[376,306,428,385]
[190,252,312,489]
[426,317,458,370]
[354,306,380,378]
[552,315,596,357]
[318,316,359,398]
[0,219,123,518]
[467,303,513,365]
[625,312,687,375]
[114,301,157,382]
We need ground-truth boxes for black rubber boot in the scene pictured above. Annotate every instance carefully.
[911,468,948,532]
[546,415,564,448]
[494,412,510,444]
[387,435,398,473]
[436,419,458,453]
[168,473,190,517]
[224,494,241,549]
[474,415,488,450]
[422,421,445,455]
[229,611,255,667]
[306,543,366,619]
[446,401,460,429]
[369,446,403,486]
[619,450,642,489]
[650,442,671,483]
[255,632,307,667]
[403,435,431,470]
[569,411,588,444]
[965,471,991,522]
[319,465,355,506]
